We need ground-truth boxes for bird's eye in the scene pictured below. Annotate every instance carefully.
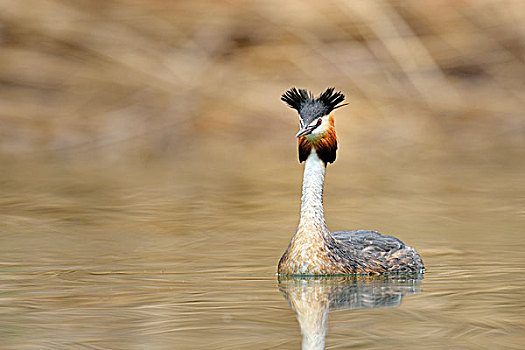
[316,118,323,126]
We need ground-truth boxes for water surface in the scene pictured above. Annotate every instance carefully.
[0,153,524,349]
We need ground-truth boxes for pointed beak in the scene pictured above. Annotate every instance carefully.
[296,126,315,138]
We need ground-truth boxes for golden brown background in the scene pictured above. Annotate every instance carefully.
[1,0,523,161]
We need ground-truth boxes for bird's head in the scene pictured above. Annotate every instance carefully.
[281,87,347,165]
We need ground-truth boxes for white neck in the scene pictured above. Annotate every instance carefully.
[297,150,328,234]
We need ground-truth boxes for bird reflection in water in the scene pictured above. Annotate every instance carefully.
[278,274,423,350]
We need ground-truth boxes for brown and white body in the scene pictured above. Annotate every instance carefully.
[278,88,424,275]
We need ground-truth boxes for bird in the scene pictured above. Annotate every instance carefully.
[277,87,424,275]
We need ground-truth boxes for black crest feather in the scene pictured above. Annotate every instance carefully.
[281,87,346,125]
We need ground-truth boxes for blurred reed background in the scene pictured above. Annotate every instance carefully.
[0,0,523,162]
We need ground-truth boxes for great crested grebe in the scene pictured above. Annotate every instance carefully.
[278,87,424,275]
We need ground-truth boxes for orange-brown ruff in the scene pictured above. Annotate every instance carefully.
[298,115,337,164]
[278,87,424,275]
